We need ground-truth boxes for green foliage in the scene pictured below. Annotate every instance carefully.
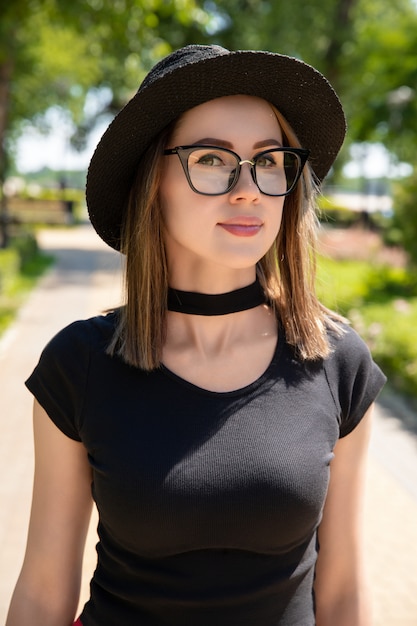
[357,300,417,397]
[1,2,100,147]
[317,197,364,228]
[10,231,39,267]
[346,0,417,161]
[389,175,417,265]
[317,257,379,313]
[1,0,213,166]
[22,167,86,189]
[0,233,42,282]
[317,256,417,397]
[0,247,20,293]
[208,0,417,177]
[16,186,84,203]
[317,256,417,312]
[0,233,53,335]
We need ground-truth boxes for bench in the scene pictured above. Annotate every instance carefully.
[6,197,75,225]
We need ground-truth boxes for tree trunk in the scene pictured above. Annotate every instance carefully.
[323,0,357,88]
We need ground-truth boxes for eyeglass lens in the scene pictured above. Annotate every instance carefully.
[187,148,302,196]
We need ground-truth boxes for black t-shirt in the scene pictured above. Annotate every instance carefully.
[26,312,386,626]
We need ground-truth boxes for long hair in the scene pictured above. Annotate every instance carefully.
[107,123,173,368]
[108,108,345,369]
[258,105,345,360]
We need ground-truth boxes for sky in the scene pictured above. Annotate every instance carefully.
[15,122,106,173]
[14,98,111,174]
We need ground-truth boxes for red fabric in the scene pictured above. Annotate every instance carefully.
[73,620,83,625]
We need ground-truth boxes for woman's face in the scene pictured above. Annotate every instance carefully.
[160,95,285,287]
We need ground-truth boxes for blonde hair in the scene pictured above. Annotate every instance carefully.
[108,107,345,369]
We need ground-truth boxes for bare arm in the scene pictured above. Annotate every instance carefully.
[314,404,374,626]
[6,400,93,626]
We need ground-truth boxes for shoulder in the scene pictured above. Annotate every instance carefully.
[25,312,120,441]
[46,310,118,348]
[32,310,121,381]
[323,321,386,437]
[326,321,374,364]
[39,310,119,365]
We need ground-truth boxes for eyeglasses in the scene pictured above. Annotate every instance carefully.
[163,145,310,197]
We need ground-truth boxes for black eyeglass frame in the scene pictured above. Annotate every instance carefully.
[163,144,310,197]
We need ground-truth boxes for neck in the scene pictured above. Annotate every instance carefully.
[167,278,267,316]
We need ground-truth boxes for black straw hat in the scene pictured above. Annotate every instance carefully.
[86,44,346,251]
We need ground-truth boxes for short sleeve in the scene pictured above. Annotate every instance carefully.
[324,324,387,438]
[25,320,92,441]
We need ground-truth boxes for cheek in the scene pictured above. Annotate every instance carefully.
[159,156,201,213]
[159,179,200,247]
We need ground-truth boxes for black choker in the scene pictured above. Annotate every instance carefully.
[167,279,267,316]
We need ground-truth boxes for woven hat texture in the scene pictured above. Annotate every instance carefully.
[86,44,346,250]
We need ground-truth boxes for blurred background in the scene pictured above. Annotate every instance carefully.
[0,1,416,624]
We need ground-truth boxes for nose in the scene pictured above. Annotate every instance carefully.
[229,160,260,201]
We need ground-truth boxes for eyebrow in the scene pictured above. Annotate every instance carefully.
[193,138,283,149]
[254,138,283,149]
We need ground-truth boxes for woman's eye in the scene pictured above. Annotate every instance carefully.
[256,154,277,168]
[196,153,224,166]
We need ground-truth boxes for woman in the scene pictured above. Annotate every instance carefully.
[7,45,386,626]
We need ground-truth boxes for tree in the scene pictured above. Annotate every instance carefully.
[345,0,417,164]
[0,0,102,245]
[207,0,417,173]
[0,0,213,246]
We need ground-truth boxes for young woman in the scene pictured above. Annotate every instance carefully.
[7,45,386,626]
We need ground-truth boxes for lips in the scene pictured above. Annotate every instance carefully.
[218,216,263,237]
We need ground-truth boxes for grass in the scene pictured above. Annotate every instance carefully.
[0,235,53,337]
[317,255,417,400]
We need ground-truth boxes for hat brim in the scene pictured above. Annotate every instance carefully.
[87,50,346,250]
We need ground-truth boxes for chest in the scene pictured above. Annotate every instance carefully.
[81,365,339,558]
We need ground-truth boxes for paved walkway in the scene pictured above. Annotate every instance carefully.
[1,223,416,625]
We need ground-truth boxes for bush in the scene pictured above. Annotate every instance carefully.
[0,248,20,293]
[317,197,360,228]
[390,175,417,265]
[356,301,417,398]
[316,257,373,313]
[0,232,40,294]
[11,232,39,268]
[317,255,417,400]
[0,233,53,336]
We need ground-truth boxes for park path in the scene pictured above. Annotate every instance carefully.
[0,223,416,625]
